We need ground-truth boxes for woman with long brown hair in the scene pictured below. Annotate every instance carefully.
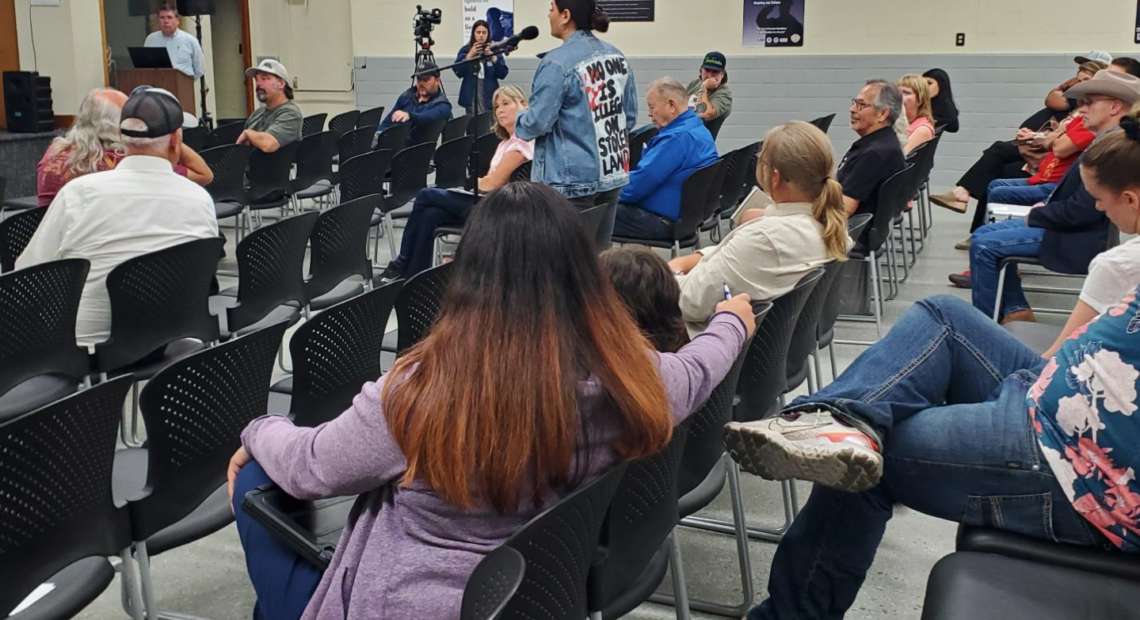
[226,182,755,620]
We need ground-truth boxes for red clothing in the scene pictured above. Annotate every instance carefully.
[36,146,189,206]
[1029,115,1095,185]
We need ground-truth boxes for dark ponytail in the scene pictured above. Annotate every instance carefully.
[1121,114,1140,143]
[554,0,610,33]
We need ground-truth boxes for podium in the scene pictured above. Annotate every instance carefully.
[115,69,196,115]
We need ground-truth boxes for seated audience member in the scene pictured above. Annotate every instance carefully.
[226,182,756,619]
[686,52,733,124]
[239,59,303,152]
[612,77,718,241]
[836,79,906,222]
[37,88,211,205]
[376,85,532,283]
[967,70,1140,324]
[898,74,935,155]
[922,68,959,133]
[670,121,850,336]
[374,61,453,149]
[726,287,1140,620]
[17,88,219,346]
[600,247,690,353]
[1112,56,1140,78]
[1042,55,1111,119]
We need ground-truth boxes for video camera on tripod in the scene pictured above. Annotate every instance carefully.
[413,6,442,42]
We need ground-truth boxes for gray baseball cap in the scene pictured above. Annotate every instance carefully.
[246,59,290,84]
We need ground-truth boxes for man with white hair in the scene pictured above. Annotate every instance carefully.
[17,87,219,346]
[612,76,719,241]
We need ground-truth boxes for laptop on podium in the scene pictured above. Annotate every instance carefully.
[128,47,173,69]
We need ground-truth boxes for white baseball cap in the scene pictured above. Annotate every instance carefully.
[245,59,291,84]
[1075,51,1113,65]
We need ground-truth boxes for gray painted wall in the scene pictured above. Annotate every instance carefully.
[354,53,1130,189]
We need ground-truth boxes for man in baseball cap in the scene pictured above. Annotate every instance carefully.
[239,58,303,152]
[686,51,733,124]
[374,59,453,149]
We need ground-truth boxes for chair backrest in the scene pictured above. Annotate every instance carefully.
[444,115,472,142]
[182,125,208,151]
[817,214,873,343]
[0,259,91,398]
[128,321,288,542]
[704,114,728,139]
[467,111,493,137]
[92,237,225,372]
[247,141,302,204]
[0,376,134,618]
[500,462,629,620]
[0,206,47,272]
[375,122,413,153]
[676,302,770,497]
[783,266,833,387]
[628,124,659,171]
[510,161,532,183]
[862,163,916,253]
[200,144,253,204]
[339,125,379,164]
[291,282,402,427]
[809,114,836,134]
[305,195,376,302]
[386,142,437,212]
[411,117,449,147]
[672,161,723,240]
[700,155,732,220]
[434,136,475,190]
[587,430,687,611]
[736,269,824,422]
[578,204,609,250]
[357,105,386,128]
[720,142,761,211]
[339,149,393,204]
[207,121,246,149]
[907,132,943,190]
[328,110,360,137]
[290,130,338,193]
[461,546,526,620]
[228,212,319,333]
[301,113,328,137]
[395,261,453,355]
[469,133,501,183]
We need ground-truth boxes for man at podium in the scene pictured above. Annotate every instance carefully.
[144,4,205,80]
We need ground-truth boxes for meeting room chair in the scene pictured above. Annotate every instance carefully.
[338,125,380,173]
[328,109,360,138]
[301,113,328,137]
[0,205,46,272]
[244,141,303,230]
[303,194,377,312]
[379,142,436,258]
[443,115,472,142]
[704,114,728,140]
[381,261,453,358]
[433,135,475,190]
[414,117,449,147]
[816,213,873,383]
[460,546,527,620]
[628,124,659,171]
[181,125,208,151]
[200,143,254,243]
[356,105,386,128]
[374,122,413,153]
[290,130,339,212]
[206,121,245,149]
[466,110,493,137]
[468,132,502,186]
[702,141,760,241]
[785,265,838,396]
[611,160,723,258]
[808,113,836,134]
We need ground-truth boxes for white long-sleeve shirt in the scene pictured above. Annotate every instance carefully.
[144,29,205,79]
[16,155,219,346]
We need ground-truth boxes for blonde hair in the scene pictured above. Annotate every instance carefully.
[758,121,849,261]
[898,74,933,125]
[491,85,529,140]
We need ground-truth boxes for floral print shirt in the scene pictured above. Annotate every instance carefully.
[1029,287,1140,551]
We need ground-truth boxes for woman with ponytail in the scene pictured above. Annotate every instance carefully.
[514,0,638,249]
[669,121,850,335]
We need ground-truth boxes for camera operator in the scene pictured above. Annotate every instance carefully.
[374,61,453,150]
[455,20,510,117]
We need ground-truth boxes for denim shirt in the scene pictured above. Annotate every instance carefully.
[514,30,638,198]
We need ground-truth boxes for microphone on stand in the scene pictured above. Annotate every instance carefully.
[482,26,540,56]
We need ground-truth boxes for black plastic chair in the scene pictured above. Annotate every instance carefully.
[628,124,659,171]
[328,110,360,138]
[0,259,90,422]
[817,213,873,382]
[304,195,377,311]
[469,133,501,184]
[499,463,629,620]
[434,136,475,190]
[206,121,246,149]
[0,376,134,620]
[301,113,328,137]
[784,266,833,396]
[272,281,402,427]
[339,149,393,204]
[611,160,723,258]
[356,105,386,129]
[200,144,254,242]
[443,115,472,143]
[461,546,527,620]
[182,125,208,151]
[379,142,436,258]
[374,122,413,153]
[411,117,449,147]
[381,261,453,357]
[0,205,46,272]
[245,141,303,225]
[809,113,836,134]
[211,212,318,339]
[704,114,728,140]
[290,131,339,207]
[703,142,760,240]
[510,161,532,183]
[338,125,379,170]
[115,321,289,615]
[466,111,493,137]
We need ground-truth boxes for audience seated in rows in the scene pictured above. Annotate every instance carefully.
[377,85,533,283]
[36,87,212,206]
[239,59,303,153]
[922,68,959,133]
[226,181,757,619]
[686,51,733,124]
[898,74,936,156]
[600,246,690,353]
[673,121,851,335]
[968,70,1140,324]
[374,60,453,149]
[611,77,718,241]
[16,87,219,346]
[836,79,906,222]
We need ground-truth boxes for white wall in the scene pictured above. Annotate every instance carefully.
[15,0,106,116]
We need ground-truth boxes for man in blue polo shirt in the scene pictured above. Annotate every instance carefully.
[613,77,719,241]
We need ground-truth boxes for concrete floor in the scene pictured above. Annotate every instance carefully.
[72,196,1079,620]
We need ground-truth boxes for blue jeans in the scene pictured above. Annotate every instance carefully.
[611,202,674,241]
[397,187,478,279]
[987,178,1057,207]
[234,462,323,620]
[748,296,1102,620]
[969,218,1043,320]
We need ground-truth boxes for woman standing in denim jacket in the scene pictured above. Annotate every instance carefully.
[515,0,638,249]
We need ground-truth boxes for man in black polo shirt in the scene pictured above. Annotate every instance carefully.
[837,79,906,230]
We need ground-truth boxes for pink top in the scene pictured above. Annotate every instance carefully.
[907,117,935,139]
[488,134,534,176]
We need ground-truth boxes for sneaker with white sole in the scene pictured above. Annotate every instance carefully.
[724,410,883,492]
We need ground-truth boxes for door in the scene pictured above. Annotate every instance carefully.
[0,0,19,128]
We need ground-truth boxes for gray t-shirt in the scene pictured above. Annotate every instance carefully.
[686,78,733,120]
[244,100,303,147]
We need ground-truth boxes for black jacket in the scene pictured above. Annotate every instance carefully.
[1026,147,1109,275]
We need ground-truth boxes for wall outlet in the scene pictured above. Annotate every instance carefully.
[956,33,966,47]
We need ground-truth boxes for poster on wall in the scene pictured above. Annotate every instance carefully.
[463,0,515,44]
[597,0,655,22]
[743,0,805,48]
